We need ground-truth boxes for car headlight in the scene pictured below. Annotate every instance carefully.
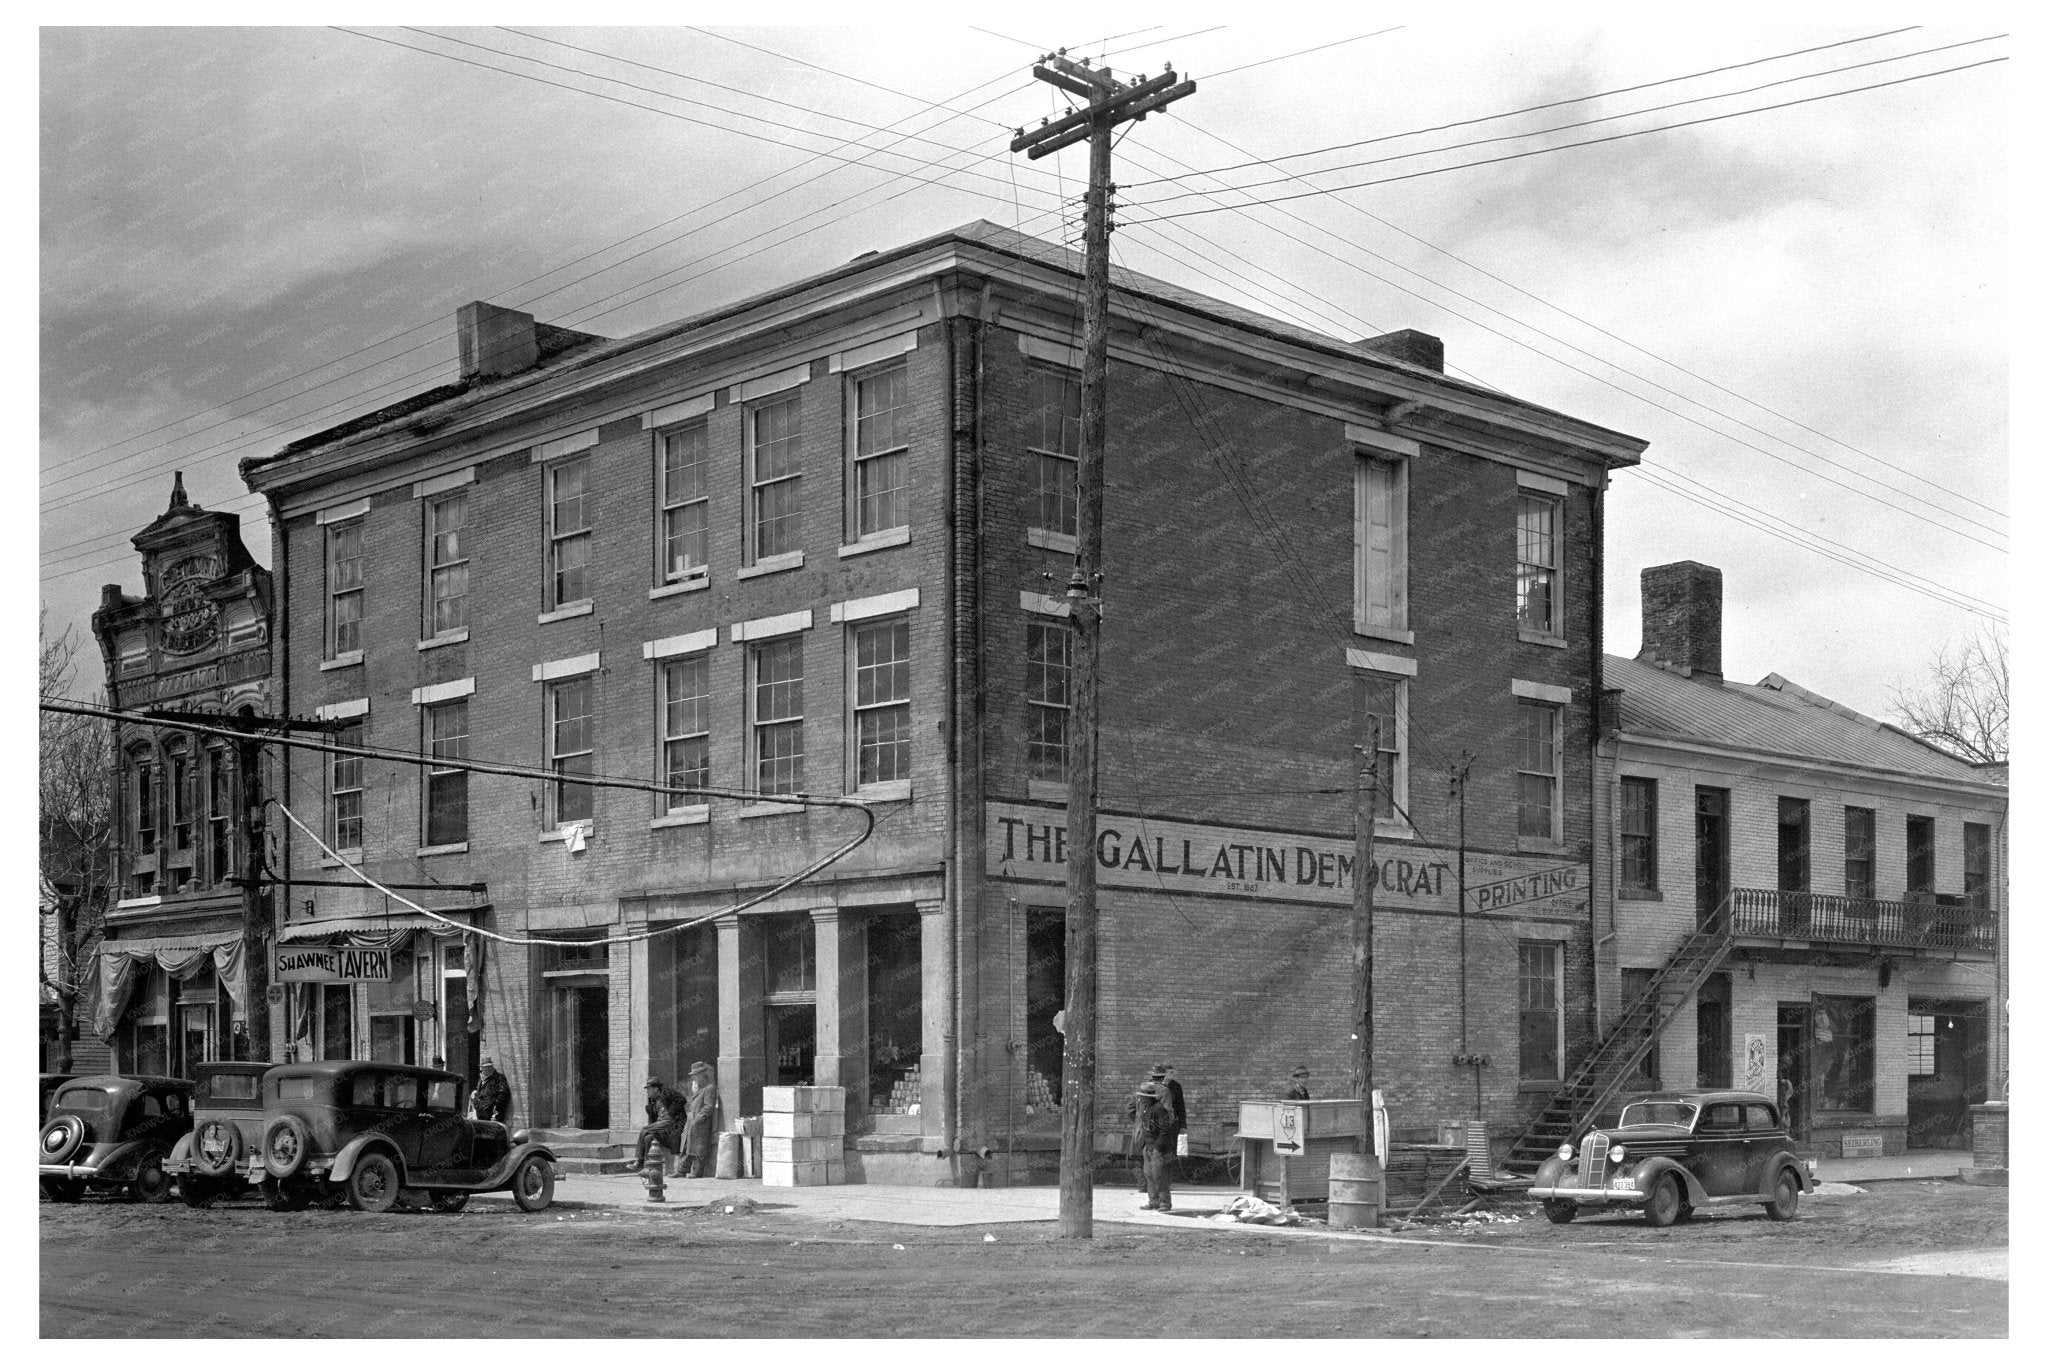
[1556,1142,1573,1162]
[511,1129,530,1145]
[1609,1145,1627,1163]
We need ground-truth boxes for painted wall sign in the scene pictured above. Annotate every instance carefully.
[274,946,392,983]
[987,801,1587,915]
[1743,1033,1769,1094]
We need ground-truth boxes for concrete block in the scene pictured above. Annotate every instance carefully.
[760,1163,794,1188]
[760,1109,845,1138]
[776,1160,834,1185]
[761,1086,799,1113]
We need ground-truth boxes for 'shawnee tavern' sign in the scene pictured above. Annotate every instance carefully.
[274,946,392,983]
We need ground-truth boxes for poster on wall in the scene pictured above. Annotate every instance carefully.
[1743,1033,1768,1093]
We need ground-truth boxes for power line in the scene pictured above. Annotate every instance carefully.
[1206,28,1405,80]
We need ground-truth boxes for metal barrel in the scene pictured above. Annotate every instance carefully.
[1326,1151,1383,1229]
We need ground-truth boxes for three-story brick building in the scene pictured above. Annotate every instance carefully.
[238,220,1646,1183]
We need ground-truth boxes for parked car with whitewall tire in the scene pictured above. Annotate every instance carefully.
[256,1061,558,1214]
[38,1075,195,1203]
[165,1061,276,1207]
[1528,1089,1814,1227]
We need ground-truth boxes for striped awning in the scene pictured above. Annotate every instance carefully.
[276,910,474,943]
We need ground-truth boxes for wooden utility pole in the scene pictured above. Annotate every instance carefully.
[1352,721,1381,1157]
[237,729,270,1060]
[1012,51,1194,1241]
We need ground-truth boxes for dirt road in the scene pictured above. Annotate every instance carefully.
[40,1179,2005,1337]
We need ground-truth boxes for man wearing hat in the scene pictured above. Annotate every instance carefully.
[1281,1065,1311,1101]
[678,1061,720,1178]
[1132,1080,1175,1211]
[628,1075,690,1173]
[471,1056,513,1124]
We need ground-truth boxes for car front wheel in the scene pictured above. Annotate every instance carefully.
[1541,1199,1578,1224]
[1643,1173,1684,1228]
[130,1152,174,1203]
[511,1156,555,1213]
[1765,1169,1800,1221]
[348,1153,403,1214]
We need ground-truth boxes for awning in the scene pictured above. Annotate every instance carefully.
[276,910,474,943]
[91,929,247,1043]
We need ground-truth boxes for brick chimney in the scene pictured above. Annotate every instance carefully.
[1352,328,1444,372]
[1639,561,1723,680]
[458,302,606,382]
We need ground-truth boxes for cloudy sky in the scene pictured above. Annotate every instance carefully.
[36,18,2007,722]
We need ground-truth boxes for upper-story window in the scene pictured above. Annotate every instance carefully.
[1843,806,1876,900]
[207,748,232,886]
[750,638,805,795]
[326,519,365,658]
[167,742,193,852]
[1025,621,1072,786]
[747,394,803,563]
[1777,797,1810,895]
[1621,776,1658,892]
[425,491,469,637]
[1906,815,1935,898]
[547,678,595,826]
[329,721,364,853]
[848,362,910,541]
[1357,670,1406,825]
[1355,453,1408,636]
[850,616,911,788]
[658,424,711,585]
[423,700,469,848]
[132,751,158,856]
[1515,700,1562,842]
[1515,492,1561,638]
[1026,366,1081,544]
[659,655,711,811]
[546,457,592,610]
[1964,821,1991,909]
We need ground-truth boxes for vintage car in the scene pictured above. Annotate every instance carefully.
[38,1075,196,1203]
[164,1061,277,1207]
[255,1060,558,1213]
[40,1073,76,1121]
[1529,1089,1814,1226]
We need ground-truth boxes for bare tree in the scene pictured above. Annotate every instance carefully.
[1888,624,2009,765]
[40,613,114,1072]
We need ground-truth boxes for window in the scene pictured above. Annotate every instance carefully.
[328,721,364,852]
[1906,1013,1936,1077]
[1025,621,1072,785]
[547,678,595,825]
[1777,797,1810,894]
[546,456,592,609]
[848,363,910,539]
[326,519,364,657]
[1515,701,1562,841]
[1515,493,1561,637]
[1964,822,1991,909]
[851,616,911,787]
[423,701,468,847]
[1518,942,1562,1080]
[659,656,711,810]
[1843,806,1876,900]
[425,491,469,635]
[207,748,232,885]
[1354,453,1407,634]
[1358,672,1404,817]
[134,755,157,855]
[658,425,710,583]
[747,394,803,562]
[168,743,193,851]
[1026,366,1081,540]
[1814,995,1875,1112]
[750,639,805,795]
[1906,815,1935,898]
[1621,777,1658,891]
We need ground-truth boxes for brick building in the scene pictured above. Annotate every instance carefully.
[88,475,273,1076]
[237,220,1645,1182]
[1592,562,2007,1158]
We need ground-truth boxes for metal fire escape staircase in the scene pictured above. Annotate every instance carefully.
[1499,906,1734,1176]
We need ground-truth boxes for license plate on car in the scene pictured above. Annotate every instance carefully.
[1610,1176,1636,1191]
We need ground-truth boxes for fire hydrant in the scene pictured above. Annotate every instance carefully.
[643,1138,670,1202]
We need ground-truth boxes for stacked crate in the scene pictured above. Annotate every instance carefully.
[761,1085,846,1186]
[876,1064,922,1116]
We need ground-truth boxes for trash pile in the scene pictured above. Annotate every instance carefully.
[1809,1182,1864,1197]
[1207,1194,1313,1226]
[692,1195,764,1217]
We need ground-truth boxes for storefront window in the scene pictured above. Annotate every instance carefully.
[764,915,815,995]
[1813,995,1875,1113]
[1025,909,1065,1111]
[866,914,923,1114]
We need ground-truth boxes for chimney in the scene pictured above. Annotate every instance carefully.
[458,301,540,381]
[1352,328,1444,372]
[1638,562,1723,680]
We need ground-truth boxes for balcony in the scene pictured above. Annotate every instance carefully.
[1729,887,1997,954]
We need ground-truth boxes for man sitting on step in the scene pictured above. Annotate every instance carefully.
[627,1076,689,1173]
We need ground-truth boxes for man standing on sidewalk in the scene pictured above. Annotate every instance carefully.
[680,1060,719,1178]
[1133,1080,1175,1212]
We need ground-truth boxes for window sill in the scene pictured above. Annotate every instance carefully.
[538,601,594,624]
[649,577,709,600]
[737,801,805,819]
[1516,838,1569,857]
[321,850,365,867]
[651,807,710,828]
[840,525,911,557]
[1354,623,1415,646]
[1372,819,1416,841]
[320,652,364,672]
[417,842,469,858]
[738,551,805,580]
[1026,528,1077,554]
[849,781,913,804]
[538,821,595,844]
[417,631,468,651]
[1026,780,1069,803]
[1519,629,1568,650]
[1620,887,1664,902]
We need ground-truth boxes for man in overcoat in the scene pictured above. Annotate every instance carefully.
[471,1056,513,1124]
[1132,1080,1175,1212]
[628,1076,689,1172]
[680,1060,719,1177]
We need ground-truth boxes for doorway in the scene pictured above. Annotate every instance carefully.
[1026,909,1066,1111]
[1906,999,1989,1149]
[1696,973,1731,1088]
[1694,787,1730,930]
[1777,1003,1810,1142]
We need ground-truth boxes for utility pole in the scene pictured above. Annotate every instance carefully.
[1012,51,1195,1241]
[1449,751,1480,1118]
[1352,721,1381,1157]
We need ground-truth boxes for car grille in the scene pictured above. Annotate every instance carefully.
[1576,1133,1610,1187]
